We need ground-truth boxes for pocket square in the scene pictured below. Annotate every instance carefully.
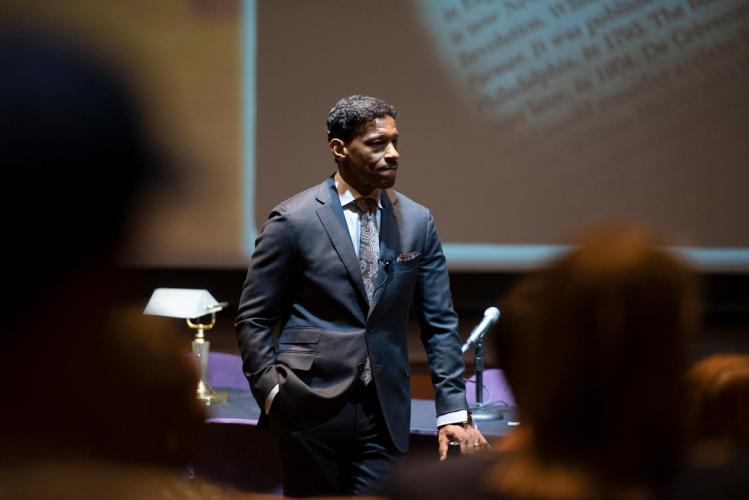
[397,251,420,262]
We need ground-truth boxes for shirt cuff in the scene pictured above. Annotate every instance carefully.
[436,410,469,428]
[264,384,280,414]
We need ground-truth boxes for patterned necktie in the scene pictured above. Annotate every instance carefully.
[356,197,380,303]
[355,196,379,385]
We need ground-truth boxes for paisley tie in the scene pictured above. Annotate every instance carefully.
[355,196,379,385]
[356,197,380,303]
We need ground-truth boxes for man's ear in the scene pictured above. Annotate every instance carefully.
[329,138,347,161]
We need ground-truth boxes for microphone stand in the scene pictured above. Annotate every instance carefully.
[470,335,507,422]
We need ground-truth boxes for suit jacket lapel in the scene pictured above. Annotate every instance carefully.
[315,178,369,306]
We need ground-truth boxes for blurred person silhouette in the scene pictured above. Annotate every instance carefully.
[664,353,749,499]
[387,224,701,500]
[487,275,545,456]
[685,353,749,454]
[0,29,229,498]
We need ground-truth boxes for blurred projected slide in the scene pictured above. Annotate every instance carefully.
[254,1,749,271]
[419,0,749,134]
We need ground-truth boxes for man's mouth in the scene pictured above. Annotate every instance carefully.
[377,165,398,171]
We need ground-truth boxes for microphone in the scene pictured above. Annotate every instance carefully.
[461,307,500,353]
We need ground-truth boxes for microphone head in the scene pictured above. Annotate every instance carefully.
[484,306,501,323]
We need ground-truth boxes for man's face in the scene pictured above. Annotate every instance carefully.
[333,115,399,195]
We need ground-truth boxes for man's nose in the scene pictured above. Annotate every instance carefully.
[384,142,399,161]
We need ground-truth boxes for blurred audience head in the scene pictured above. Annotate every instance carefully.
[495,276,545,415]
[686,353,749,453]
[0,29,201,467]
[1,29,158,318]
[494,223,700,496]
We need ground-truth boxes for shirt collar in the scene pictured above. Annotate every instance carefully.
[334,171,382,209]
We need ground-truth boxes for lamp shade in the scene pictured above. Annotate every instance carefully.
[143,288,223,319]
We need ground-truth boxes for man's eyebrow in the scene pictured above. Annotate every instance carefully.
[366,132,399,141]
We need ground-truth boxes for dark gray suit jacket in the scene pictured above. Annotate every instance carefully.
[235,176,468,452]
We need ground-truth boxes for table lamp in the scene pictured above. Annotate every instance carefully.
[144,288,229,405]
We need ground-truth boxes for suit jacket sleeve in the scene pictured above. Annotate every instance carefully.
[235,206,295,406]
[414,212,468,417]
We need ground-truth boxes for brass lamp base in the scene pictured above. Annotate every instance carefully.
[196,379,228,405]
[189,316,228,406]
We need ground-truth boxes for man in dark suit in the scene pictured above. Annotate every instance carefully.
[236,95,486,496]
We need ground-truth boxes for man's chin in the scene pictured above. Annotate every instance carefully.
[379,178,397,190]
[377,171,397,189]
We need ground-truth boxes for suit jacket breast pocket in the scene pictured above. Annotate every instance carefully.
[392,258,420,274]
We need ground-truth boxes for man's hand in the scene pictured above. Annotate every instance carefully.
[437,424,490,461]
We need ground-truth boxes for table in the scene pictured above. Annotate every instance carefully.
[194,387,519,492]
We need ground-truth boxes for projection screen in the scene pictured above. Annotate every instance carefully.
[250,0,749,271]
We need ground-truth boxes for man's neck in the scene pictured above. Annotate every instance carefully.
[334,171,379,200]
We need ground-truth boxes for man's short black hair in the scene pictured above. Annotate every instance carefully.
[326,95,397,143]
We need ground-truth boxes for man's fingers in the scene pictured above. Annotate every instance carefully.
[438,431,449,461]
[468,428,490,451]
[438,424,489,458]
[450,427,471,453]
[438,443,448,461]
